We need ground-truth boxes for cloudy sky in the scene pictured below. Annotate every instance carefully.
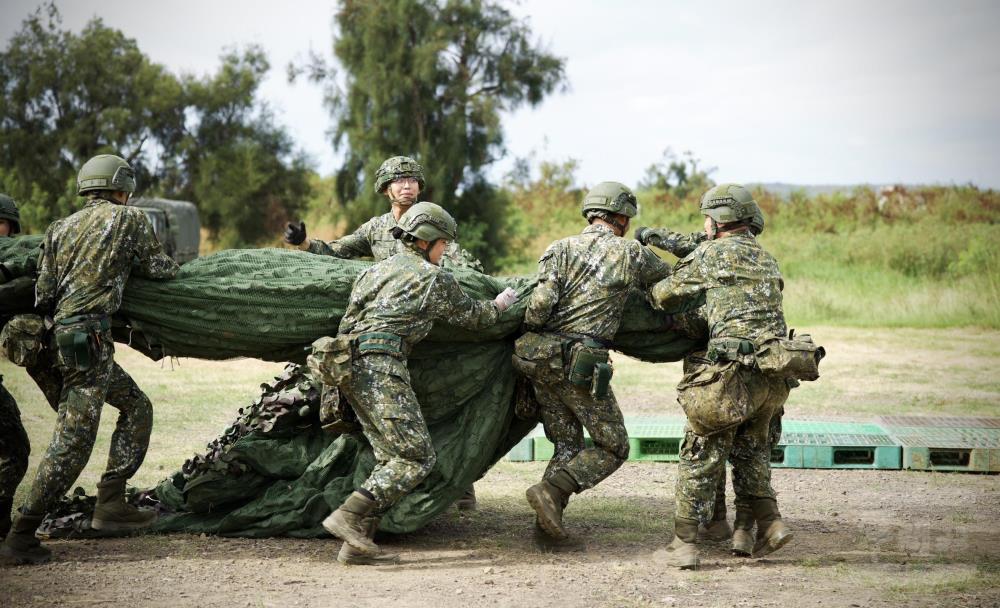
[2,0,998,188]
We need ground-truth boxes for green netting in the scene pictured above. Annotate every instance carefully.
[3,242,700,536]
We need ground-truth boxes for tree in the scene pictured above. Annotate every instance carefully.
[0,3,311,245]
[638,148,716,202]
[294,0,565,269]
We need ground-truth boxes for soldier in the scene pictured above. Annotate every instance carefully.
[285,155,483,509]
[637,206,779,555]
[321,202,516,565]
[0,155,179,565]
[648,184,792,569]
[516,182,670,540]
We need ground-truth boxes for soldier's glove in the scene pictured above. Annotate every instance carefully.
[635,226,653,245]
[493,287,518,312]
[284,221,307,246]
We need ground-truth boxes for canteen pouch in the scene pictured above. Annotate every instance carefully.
[591,362,613,400]
[755,330,825,381]
[55,327,95,372]
[307,335,354,387]
[676,358,755,436]
[566,339,609,388]
[0,314,47,367]
[512,332,564,379]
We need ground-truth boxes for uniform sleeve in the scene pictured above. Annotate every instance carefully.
[649,249,712,314]
[634,243,672,287]
[423,270,500,330]
[524,246,560,330]
[34,229,57,311]
[130,212,179,280]
[307,220,374,258]
[645,228,706,258]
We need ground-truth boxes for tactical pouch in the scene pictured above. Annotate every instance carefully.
[566,339,610,388]
[676,358,755,436]
[318,384,362,435]
[55,328,95,372]
[591,362,613,400]
[755,330,825,381]
[0,314,48,367]
[512,332,564,380]
[307,335,355,387]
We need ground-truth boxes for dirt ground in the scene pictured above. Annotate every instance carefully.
[2,328,999,607]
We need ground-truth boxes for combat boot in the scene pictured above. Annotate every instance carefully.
[731,508,754,557]
[91,477,156,531]
[0,496,12,540]
[664,517,699,570]
[699,515,733,542]
[0,511,51,565]
[525,470,577,541]
[455,484,477,511]
[337,517,400,566]
[751,498,793,558]
[323,491,379,556]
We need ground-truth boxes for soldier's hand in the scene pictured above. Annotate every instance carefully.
[284,221,307,246]
[635,226,653,245]
[494,287,518,312]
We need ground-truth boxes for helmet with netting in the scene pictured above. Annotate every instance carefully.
[581,182,638,219]
[374,156,426,193]
[396,202,457,242]
[77,154,136,195]
[0,194,21,234]
[699,183,759,225]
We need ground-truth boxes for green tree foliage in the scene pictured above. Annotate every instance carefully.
[295,0,565,269]
[638,148,716,202]
[0,4,311,245]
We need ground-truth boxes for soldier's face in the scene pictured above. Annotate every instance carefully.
[0,219,10,237]
[428,238,449,265]
[387,177,420,205]
[703,216,714,238]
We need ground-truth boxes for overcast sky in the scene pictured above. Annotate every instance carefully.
[2,0,998,188]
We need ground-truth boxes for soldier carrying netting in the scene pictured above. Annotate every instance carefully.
[649,183,800,569]
[513,182,671,541]
[313,202,516,565]
[284,154,485,510]
[0,155,179,566]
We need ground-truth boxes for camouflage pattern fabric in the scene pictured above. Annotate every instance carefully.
[641,228,706,259]
[0,377,30,501]
[650,233,787,345]
[525,223,670,341]
[306,212,485,272]
[713,407,783,519]
[337,246,502,512]
[22,327,154,514]
[35,198,178,321]
[675,369,789,523]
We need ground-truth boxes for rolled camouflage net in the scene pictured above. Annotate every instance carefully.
[3,241,700,536]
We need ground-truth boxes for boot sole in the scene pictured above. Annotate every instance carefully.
[338,549,401,566]
[525,488,567,541]
[753,531,793,558]
[91,518,155,532]
[322,518,380,556]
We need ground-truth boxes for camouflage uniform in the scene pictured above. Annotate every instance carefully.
[20,198,177,514]
[307,212,485,272]
[650,232,788,523]
[337,246,500,512]
[524,223,670,490]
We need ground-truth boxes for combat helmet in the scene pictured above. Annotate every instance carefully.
[581,182,639,219]
[395,201,457,242]
[699,183,759,225]
[374,156,426,194]
[0,194,21,234]
[77,154,136,195]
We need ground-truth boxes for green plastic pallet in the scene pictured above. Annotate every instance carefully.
[504,435,536,462]
[877,417,1000,472]
[533,416,687,462]
[770,421,901,470]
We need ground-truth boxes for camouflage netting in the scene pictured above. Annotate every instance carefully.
[2,240,700,536]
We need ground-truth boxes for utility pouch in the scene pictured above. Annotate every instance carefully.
[0,314,47,367]
[591,362,614,400]
[307,335,355,387]
[676,359,755,436]
[512,332,564,379]
[755,330,826,381]
[55,329,94,372]
[566,339,609,388]
[318,384,362,435]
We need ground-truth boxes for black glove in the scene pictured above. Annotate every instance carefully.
[634,226,653,245]
[284,220,307,246]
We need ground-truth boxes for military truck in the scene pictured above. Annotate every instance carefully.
[131,197,200,264]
